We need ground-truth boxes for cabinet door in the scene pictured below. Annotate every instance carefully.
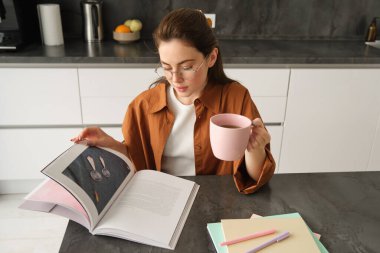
[0,68,82,125]
[367,116,380,171]
[103,127,124,142]
[0,128,82,180]
[78,68,157,125]
[280,68,380,173]
[224,68,289,123]
[266,126,282,172]
[224,68,289,169]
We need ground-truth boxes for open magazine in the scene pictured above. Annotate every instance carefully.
[19,143,200,250]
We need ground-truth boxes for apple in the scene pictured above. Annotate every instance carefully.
[129,19,143,32]
[124,19,132,28]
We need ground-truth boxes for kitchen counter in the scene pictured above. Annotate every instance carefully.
[1,39,380,67]
[59,172,380,253]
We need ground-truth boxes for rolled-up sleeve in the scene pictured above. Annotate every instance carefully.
[233,146,276,194]
[231,86,276,194]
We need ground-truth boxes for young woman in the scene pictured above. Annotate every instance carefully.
[72,8,275,194]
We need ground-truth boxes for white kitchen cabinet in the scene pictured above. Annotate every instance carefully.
[280,68,380,173]
[6,65,379,192]
[224,68,289,123]
[266,126,282,171]
[0,68,82,125]
[367,115,380,171]
[103,127,124,142]
[0,128,81,180]
[78,68,157,125]
[79,67,287,168]
[225,68,289,169]
[0,67,82,193]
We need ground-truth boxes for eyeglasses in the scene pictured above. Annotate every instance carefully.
[155,56,208,80]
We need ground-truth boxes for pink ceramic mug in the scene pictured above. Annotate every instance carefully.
[210,113,252,161]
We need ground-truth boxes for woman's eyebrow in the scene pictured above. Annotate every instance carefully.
[160,59,196,66]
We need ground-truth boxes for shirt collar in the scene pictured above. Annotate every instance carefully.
[197,83,224,114]
[148,82,169,113]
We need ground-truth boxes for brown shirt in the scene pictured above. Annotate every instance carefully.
[122,82,275,194]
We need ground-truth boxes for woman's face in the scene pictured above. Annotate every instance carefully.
[158,39,217,105]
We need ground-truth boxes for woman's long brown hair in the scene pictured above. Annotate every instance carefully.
[151,8,234,87]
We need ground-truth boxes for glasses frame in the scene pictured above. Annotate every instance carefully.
[154,55,208,80]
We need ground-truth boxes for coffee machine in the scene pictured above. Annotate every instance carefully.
[0,0,39,50]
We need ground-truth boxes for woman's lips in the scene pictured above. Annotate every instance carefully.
[175,86,188,92]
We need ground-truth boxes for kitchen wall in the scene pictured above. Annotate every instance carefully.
[37,0,380,40]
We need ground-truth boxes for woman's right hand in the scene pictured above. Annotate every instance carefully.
[71,127,115,148]
[71,127,128,156]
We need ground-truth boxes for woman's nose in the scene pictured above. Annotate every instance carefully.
[172,71,184,82]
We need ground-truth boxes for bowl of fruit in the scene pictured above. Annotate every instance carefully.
[113,19,143,43]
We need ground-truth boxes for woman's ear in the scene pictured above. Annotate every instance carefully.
[208,47,218,68]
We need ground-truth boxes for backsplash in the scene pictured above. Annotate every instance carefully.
[37,0,380,41]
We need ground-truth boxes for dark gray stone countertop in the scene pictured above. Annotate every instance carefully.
[1,39,380,67]
[59,172,380,253]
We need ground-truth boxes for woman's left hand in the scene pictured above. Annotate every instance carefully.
[247,118,271,152]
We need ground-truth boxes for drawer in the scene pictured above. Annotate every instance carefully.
[103,127,124,142]
[78,68,157,124]
[254,97,287,124]
[225,68,289,124]
[78,68,157,96]
[81,97,130,124]
[0,68,82,125]
[224,68,289,96]
[0,128,82,180]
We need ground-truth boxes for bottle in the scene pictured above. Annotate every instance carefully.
[365,18,377,42]
[81,0,104,42]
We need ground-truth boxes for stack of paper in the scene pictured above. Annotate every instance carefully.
[207,213,328,253]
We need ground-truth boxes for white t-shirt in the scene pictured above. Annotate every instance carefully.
[162,87,196,176]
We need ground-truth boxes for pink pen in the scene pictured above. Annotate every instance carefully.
[220,228,276,246]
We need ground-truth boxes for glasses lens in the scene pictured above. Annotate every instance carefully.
[155,63,202,80]
[155,67,165,77]
[180,69,194,80]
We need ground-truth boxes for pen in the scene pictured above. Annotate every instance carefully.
[220,228,276,246]
[245,231,290,253]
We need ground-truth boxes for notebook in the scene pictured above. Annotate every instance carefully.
[207,213,328,253]
[221,217,320,253]
[207,223,228,253]
[256,212,327,251]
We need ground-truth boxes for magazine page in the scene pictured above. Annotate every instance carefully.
[93,170,199,249]
[42,143,135,231]
[19,178,90,229]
